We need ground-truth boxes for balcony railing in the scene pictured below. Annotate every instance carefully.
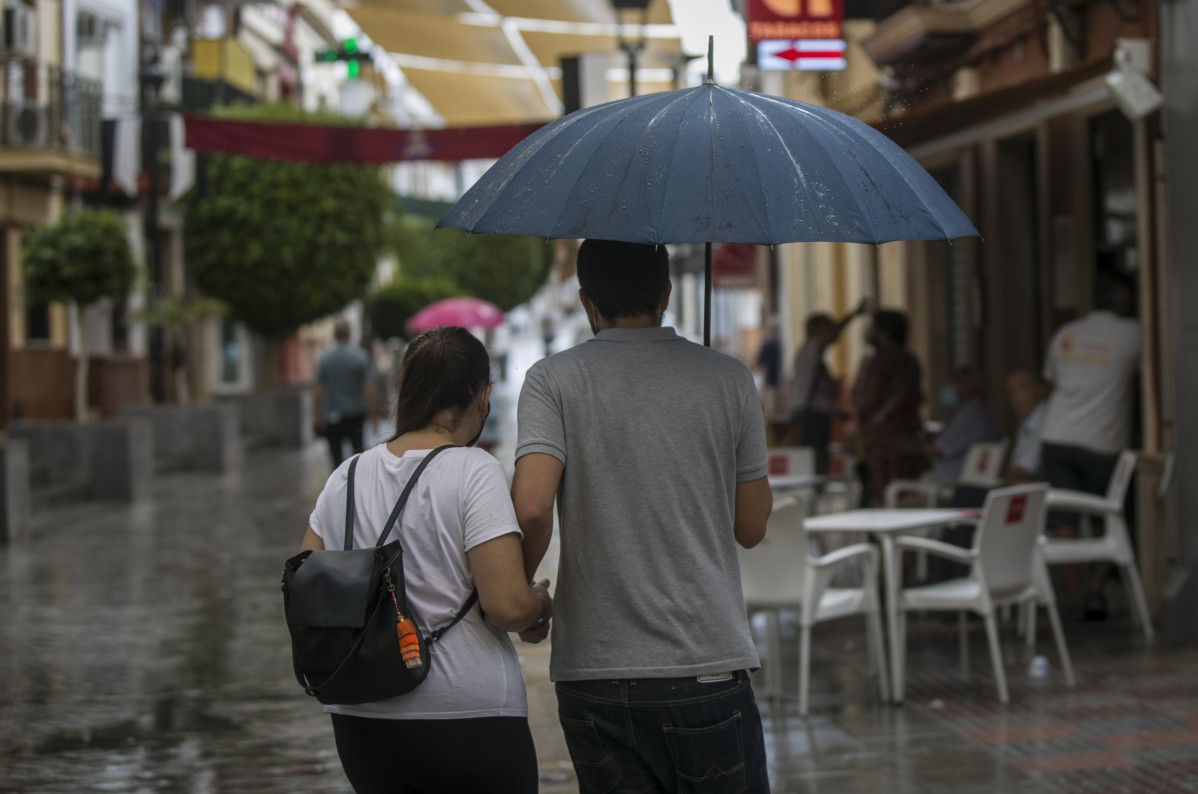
[0,60,103,159]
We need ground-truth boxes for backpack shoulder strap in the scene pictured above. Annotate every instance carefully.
[428,589,480,645]
[342,455,361,551]
[376,445,456,547]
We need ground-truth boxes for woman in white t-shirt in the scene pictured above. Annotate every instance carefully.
[299,326,552,794]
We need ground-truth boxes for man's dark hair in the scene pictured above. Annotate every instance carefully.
[873,309,909,346]
[391,326,490,439]
[805,313,833,337]
[577,239,669,321]
[333,318,351,343]
[1094,270,1134,314]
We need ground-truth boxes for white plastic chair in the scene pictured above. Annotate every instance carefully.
[885,439,1009,580]
[892,484,1076,704]
[1040,449,1153,641]
[767,446,819,509]
[884,439,1010,508]
[738,498,889,716]
[818,449,864,514]
[767,446,816,476]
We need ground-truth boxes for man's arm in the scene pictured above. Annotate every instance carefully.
[734,477,772,549]
[831,298,872,342]
[512,452,564,580]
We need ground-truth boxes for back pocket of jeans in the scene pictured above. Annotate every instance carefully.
[663,711,747,793]
[559,714,622,794]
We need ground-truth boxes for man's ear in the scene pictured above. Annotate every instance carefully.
[660,280,673,314]
[579,289,597,324]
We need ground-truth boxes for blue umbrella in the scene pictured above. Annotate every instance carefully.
[438,46,978,345]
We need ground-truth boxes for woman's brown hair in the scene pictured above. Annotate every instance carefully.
[390,326,490,440]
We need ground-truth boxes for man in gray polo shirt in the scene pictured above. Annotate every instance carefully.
[513,240,773,793]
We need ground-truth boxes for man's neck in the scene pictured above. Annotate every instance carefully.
[597,314,661,331]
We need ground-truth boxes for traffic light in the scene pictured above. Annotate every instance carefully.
[313,38,372,80]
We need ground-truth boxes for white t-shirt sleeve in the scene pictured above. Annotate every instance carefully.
[460,453,523,552]
[1043,328,1062,384]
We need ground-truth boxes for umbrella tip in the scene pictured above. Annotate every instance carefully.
[706,36,715,84]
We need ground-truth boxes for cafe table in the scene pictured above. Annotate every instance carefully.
[803,508,980,703]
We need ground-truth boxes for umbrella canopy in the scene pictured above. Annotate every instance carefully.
[438,56,978,344]
[409,297,505,332]
[438,83,977,246]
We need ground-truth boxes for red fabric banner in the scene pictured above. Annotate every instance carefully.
[713,242,760,289]
[183,115,547,164]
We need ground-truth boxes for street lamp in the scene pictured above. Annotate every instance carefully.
[139,54,167,403]
[611,0,650,97]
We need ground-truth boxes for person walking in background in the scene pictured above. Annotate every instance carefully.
[924,365,999,479]
[788,300,871,473]
[755,316,782,423]
[1039,272,1141,619]
[852,309,927,506]
[512,239,773,793]
[313,319,379,469]
[300,326,552,794]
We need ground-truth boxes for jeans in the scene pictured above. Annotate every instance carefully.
[1040,442,1119,529]
[555,670,770,794]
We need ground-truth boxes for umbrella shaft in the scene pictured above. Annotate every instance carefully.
[704,242,712,348]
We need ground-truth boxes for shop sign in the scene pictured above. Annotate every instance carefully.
[745,0,843,44]
[758,39,847,71]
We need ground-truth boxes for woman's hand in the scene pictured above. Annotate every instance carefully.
[518,579,553,643]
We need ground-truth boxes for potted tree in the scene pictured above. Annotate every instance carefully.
[22,207,138,422]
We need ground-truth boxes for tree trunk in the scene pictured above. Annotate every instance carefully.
[71,302,89,422]
[256,337,281,392]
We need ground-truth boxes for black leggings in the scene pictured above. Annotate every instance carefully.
[331,714,538,794]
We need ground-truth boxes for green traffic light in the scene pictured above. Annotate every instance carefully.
[347,60,360,80]
[343,38,357,55]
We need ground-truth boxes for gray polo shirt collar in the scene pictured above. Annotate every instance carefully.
[592,327,681,344]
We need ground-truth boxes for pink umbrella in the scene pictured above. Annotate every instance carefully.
[408,297,504,333]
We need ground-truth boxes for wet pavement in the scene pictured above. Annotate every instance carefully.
[4,437,1198,793]
[4,443,1197,794]
[2,329,1197,792]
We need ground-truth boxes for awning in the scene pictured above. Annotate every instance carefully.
[874,58,1111,150]
[347,0,684,126]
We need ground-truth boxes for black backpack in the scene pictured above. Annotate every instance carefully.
[282,446,477,705]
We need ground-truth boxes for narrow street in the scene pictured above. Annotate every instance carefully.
[2,326,1197,792]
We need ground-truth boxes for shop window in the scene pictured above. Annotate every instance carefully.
[110,296,129,352]
[930,165,974,369]
[25,301,49,344]
[1090,109,1138,302]
[220,316,240,384]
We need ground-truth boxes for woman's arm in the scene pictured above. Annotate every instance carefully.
[300,527,325,552]
[468,533,552,632]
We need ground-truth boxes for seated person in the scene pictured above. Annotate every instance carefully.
[950,368,1046,506]
[1002,369,1047,485]
[935,370,1047,580]
[925,365,999,480]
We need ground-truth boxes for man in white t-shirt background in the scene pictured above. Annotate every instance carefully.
[1039,272,1140,619]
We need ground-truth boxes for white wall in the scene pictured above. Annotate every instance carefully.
[62,0,138,118]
